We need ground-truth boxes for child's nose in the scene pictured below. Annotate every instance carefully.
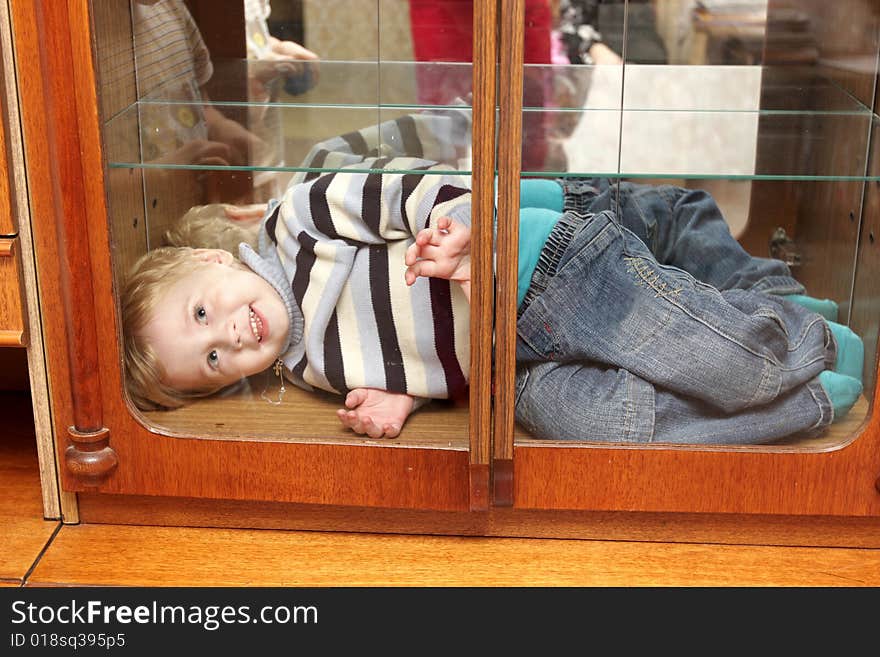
[225,315,242,349]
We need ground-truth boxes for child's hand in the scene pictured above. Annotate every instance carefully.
[404,216,471,292]
[336,388,415,439]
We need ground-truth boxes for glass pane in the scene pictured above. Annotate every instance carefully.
[513,0,879,449]
[97,0,475,449]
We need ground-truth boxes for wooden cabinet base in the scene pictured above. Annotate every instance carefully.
[77,493,880,549]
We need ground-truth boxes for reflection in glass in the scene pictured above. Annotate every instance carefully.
[98,0,476,447]
[511,0,879,448]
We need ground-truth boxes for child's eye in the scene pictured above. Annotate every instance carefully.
[207,350,219,370]
[195,305,207,323]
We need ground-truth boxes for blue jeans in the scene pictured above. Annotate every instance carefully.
[514,180,835,444]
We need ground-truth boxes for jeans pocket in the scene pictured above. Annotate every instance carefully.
[752,307,790,340]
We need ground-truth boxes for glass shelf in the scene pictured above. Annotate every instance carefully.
[104,61,878,182]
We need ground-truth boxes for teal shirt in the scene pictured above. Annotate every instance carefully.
[515,178,565,308]
[517,208,560,308]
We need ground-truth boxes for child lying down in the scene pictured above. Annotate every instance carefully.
[122,152,864,445]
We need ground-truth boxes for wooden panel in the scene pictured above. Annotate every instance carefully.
[774,0,880,106]
[492,0,524,507]
[0,237,26,346]
[466,0,498,510]
[794,179,864,318]
[11,0,476,511]
[28,522,880,586]
[79,491,880,549]
[0,0,16,236]
[511,392,880,515]
[91,0,147,285]
[143,382,469,448]
[491,2,880,519]
[90,0,136,120]
[850,94,880,397]
[3,0,62,517]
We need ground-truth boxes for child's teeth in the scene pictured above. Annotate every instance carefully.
[249,307,262,342]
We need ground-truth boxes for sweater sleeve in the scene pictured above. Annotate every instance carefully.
[290,156,472,246]
[291,108,472,185]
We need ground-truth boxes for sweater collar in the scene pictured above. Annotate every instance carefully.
[238,236,303,355]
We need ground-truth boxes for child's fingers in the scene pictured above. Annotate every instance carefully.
[345,389,366,409]
[416,228,445,247]
[336,408,356,431]
[362,417,386,439]
[406,260,440,281]
[383,423,402,439]
[405,241,421,266]
[345,410,367,435]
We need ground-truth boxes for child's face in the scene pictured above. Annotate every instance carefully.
[141,251,290,394]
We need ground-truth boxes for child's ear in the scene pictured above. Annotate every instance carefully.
[192,248,235,266]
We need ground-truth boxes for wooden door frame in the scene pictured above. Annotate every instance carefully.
[490,0,880,517]
[13,0,498,513]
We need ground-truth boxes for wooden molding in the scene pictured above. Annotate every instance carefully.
[468,0,498,486]
[493,0,525,484]
[493,458,514,507]
[78,492,880,550]
[468,463,489,511]
[0,330,24,346]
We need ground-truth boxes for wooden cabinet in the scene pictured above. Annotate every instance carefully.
[0,5,25,347]
[0,238,26,346]
[9,0,880,545]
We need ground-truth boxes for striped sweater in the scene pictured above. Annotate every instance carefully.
[291,107,472,186]
[260,154,473,400]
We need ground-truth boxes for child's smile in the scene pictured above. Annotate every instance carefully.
[141,250,290,393]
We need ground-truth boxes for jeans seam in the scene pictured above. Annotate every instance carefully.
[746,359,780,407]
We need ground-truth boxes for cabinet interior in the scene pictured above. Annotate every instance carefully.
[94,0,879,452]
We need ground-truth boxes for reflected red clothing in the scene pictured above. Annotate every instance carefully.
[408,0,553,170]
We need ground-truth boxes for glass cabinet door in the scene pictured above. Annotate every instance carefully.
[17,0,496,511]
[494,0,880,514]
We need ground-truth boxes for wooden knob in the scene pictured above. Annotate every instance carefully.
[65,427,118,486]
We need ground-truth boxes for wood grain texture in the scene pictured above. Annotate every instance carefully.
[0,0,14,237]
[493,0,525,482]
[512,393,880,515]
[11,0,473,511]
[34,0,106,433]
[468,0,498,485]
[2,0,60,517]
[16,0,880,523]
[499,1,880,518]
[778,0,880,106]
[91,0,148,286]
[0,237,26,345]
[0,111,9,233]
[27,522,880,586]
[78,491,880,549]
[0,393,60,583]
[143,381,470,448]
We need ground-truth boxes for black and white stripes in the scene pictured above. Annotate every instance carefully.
[268,155,472,400]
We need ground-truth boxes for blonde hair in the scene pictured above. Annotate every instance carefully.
[162,204,260,253]
[121,246,225,411]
